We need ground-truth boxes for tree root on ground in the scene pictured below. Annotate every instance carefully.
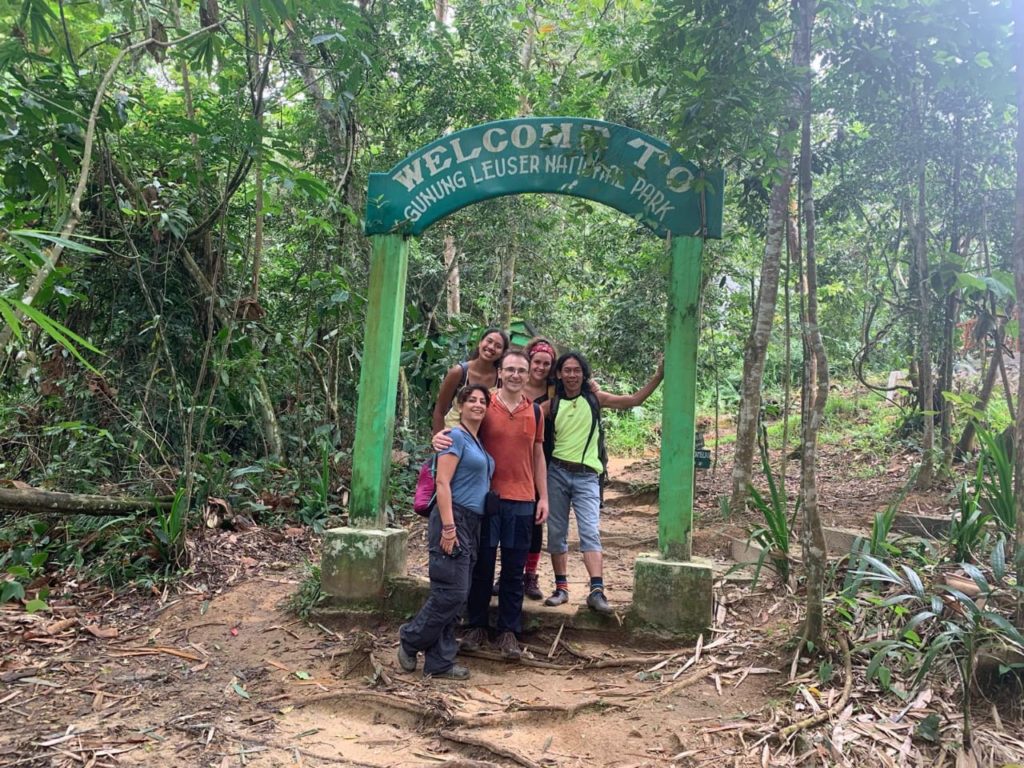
[292,689,448,720]
[440,730,542,768]
[450,697,621,728]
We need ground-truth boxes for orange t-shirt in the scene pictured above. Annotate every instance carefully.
[479,394,544,502]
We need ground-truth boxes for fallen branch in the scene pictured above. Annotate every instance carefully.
[650,666,714,703]
[777,633,853,743]
[109,646,204,662]
[0,487,172,516]
[440,730,542,768]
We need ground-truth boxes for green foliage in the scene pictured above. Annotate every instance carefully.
[975,427,1016,537]
[0,518,50,611]
[603,390,662,457]
[746,424,792,585]
[288,561,325,621]
[151,485,189,569]
[296,438,339,532]
[855,555,1024,748]
[948,478,994,565]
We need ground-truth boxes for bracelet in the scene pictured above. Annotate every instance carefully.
[442,523,456,530]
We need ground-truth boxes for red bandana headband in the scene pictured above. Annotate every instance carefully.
[530,342,556,359]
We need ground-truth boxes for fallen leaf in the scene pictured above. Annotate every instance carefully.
[231,682,250,699]
[294,671,311,680]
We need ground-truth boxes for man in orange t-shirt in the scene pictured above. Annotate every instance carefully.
[434,349,548,660]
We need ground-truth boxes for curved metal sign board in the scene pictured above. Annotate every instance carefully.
[365,117,724,239]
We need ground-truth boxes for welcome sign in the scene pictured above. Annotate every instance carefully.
[365,117,724,239]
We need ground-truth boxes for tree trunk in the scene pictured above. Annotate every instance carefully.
[912,104,935,489]
[498,244,516,329]
[0,487,172,516]
[795,0,826,649]
[1011,0,1024,626]
[939,114,964,469]
[443,233,461,316]
[729,119,799,514]
[956,318,1007,457]
[780,199,798,488]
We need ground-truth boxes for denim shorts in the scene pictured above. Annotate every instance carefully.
[546,461,601,553]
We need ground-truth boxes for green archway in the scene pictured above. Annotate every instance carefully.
[350,117,723,564]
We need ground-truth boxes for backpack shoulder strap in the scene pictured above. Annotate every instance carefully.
[458,361,469,388]
[580,390,602,463]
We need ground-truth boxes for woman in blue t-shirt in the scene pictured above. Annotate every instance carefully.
[399,385,495,680]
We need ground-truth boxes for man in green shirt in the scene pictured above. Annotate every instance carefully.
[542,351,663,614]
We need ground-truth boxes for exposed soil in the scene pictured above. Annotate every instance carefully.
[1,401,1018,768]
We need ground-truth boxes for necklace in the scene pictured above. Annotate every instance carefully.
[497,390,521,413]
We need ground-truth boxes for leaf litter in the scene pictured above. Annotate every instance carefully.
[0,452,1021,766]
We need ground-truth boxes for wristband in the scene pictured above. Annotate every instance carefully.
[442,523,456,530]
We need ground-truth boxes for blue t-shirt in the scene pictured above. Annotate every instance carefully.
[438,427,494,515]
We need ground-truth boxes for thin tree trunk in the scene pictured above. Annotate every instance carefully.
[498,244,516,329]
[795,0,826,649]
[251,136,265,297]
[780,199,798,488]
[444,233,461,316]
[912,101,935,489]
[1012,0,1024,626]
[939,114,964,469]
[957,318,1008,457]
[729,78,800,514]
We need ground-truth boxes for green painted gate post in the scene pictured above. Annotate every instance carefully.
[349,233,410,528]
[658,235,704,561]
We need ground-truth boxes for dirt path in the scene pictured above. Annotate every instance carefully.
[0,431,985,767]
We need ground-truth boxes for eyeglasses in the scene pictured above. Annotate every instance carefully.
[501,367,528,375]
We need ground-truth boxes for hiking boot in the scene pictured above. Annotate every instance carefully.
[397,643,417,672]
[396,625,417,672]
[523,572,543,601]
[586,588,613,615]
[459,626,488,652]
[544,588,569,607]
[428,664,470,680]
[497,631,521,661]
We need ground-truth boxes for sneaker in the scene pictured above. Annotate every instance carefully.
[459,626,488,652]
[523,572,543,601]
[497,631,521,660]
[586,588,613,615]
[544,588,569,607]
[428,664,470,680]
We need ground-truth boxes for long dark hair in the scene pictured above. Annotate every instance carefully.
[467,327,510,367]
[554,351,592,397]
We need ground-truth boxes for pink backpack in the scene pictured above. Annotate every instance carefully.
[412,457,436,516]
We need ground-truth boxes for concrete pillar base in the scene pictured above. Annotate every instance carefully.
[631,555,713,637]
[320,527,408,605]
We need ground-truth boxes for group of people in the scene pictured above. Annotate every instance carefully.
[398,328,664,680]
